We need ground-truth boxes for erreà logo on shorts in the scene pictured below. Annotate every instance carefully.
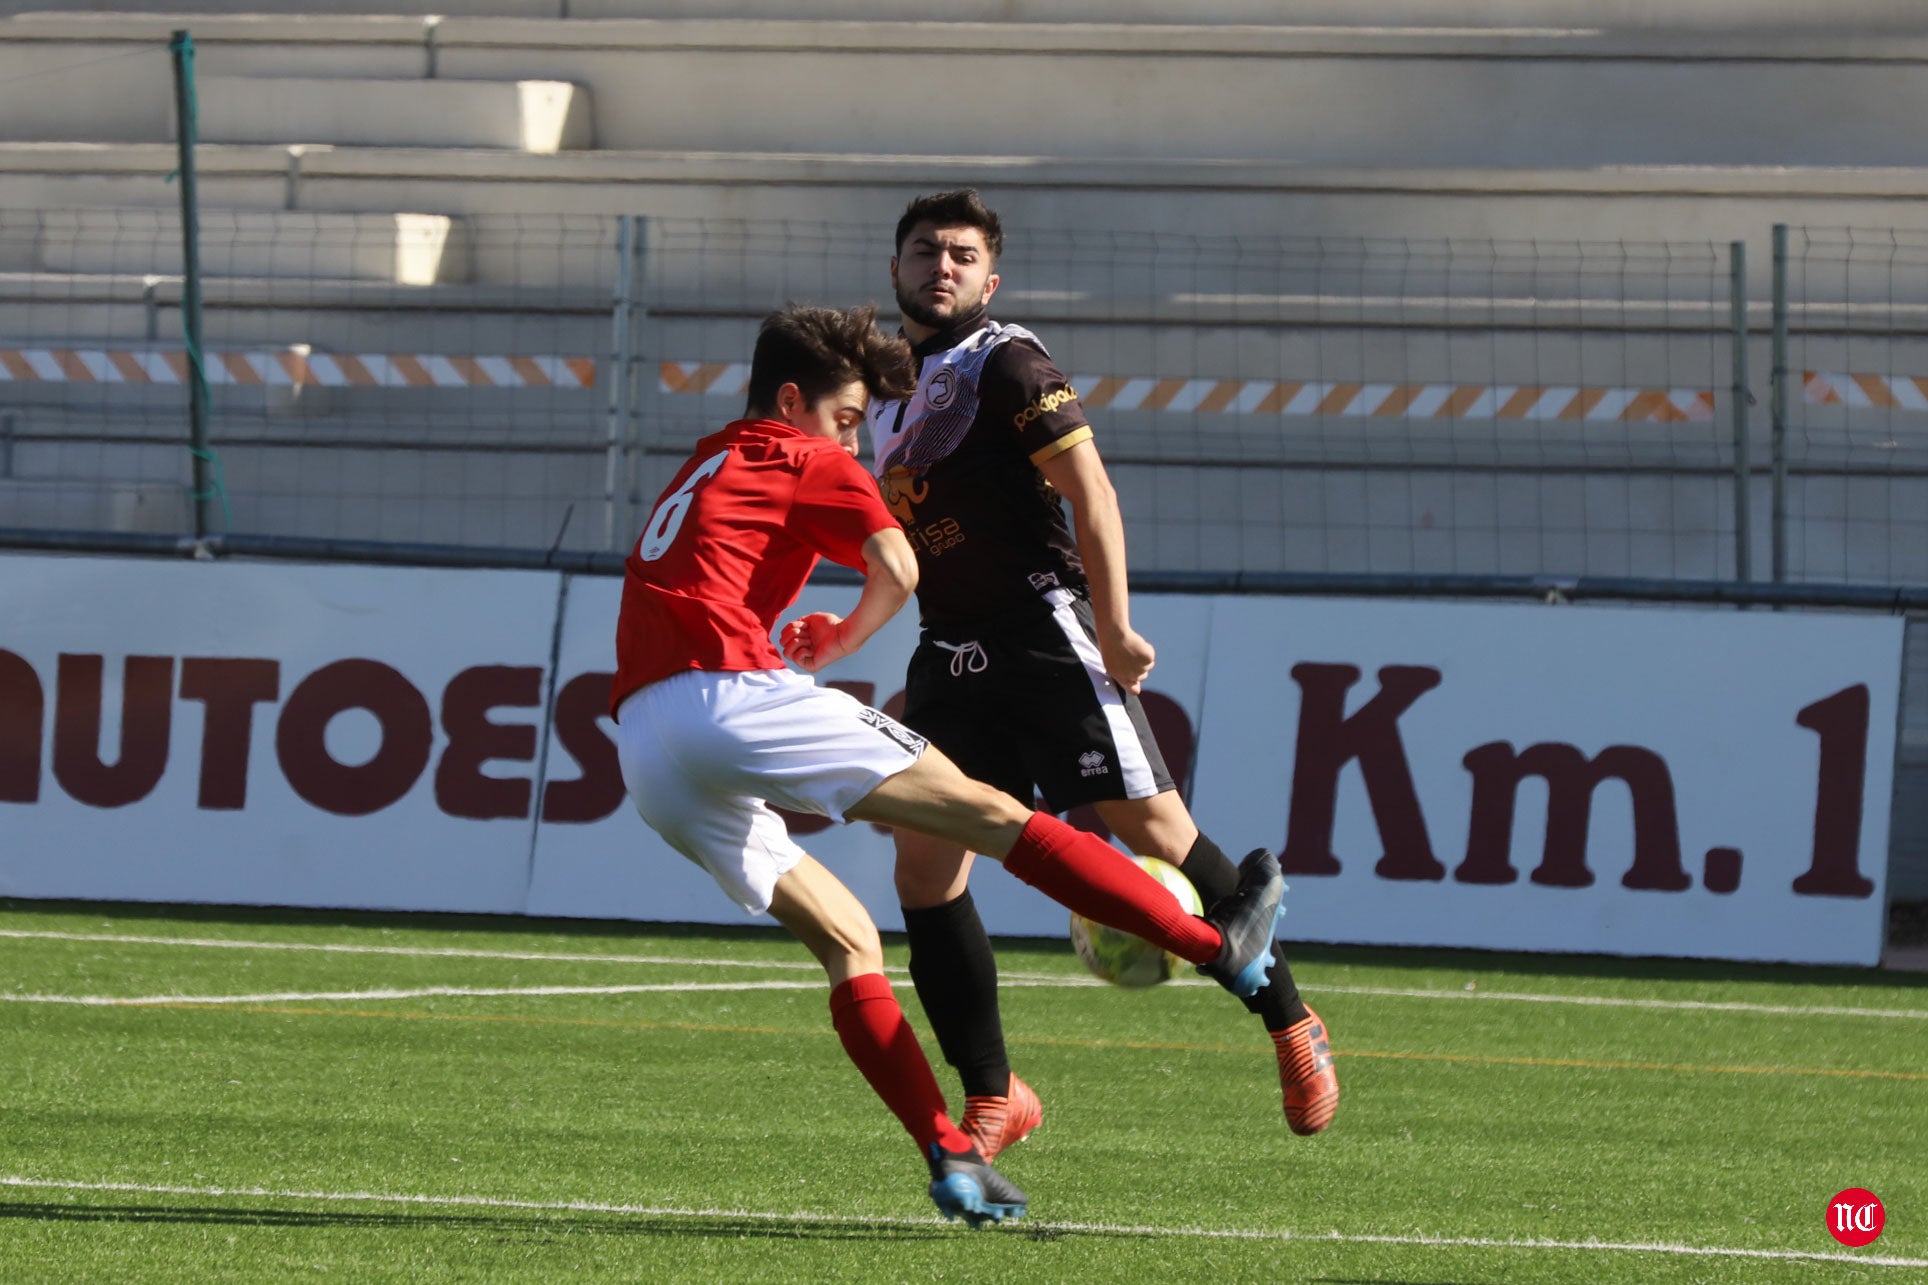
[1012,386,1079,429]
[1078,750,1109,777]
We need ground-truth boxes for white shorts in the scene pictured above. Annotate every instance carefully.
[614,667,927,915]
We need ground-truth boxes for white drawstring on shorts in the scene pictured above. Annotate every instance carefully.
[933,639,989,676]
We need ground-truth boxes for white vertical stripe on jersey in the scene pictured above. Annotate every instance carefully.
[1047,593,1161,799]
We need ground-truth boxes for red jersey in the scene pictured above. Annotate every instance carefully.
[611,418,898,713]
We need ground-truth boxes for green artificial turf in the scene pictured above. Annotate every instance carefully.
[0,898,1921,1283]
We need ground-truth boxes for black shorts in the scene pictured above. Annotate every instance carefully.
[901,590,1175,811]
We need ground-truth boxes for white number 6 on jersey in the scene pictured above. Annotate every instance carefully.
[638,449,730,561]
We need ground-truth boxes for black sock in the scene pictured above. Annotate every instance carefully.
[1181,832,1310,1030]
[902,889,1010,1098]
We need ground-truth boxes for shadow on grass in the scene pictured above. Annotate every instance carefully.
[4,895,1923,995]
[0,1199,956,1243]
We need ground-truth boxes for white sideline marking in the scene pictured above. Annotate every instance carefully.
[0,982,830,1006]
[0,978,1105,1007]
[1308,982,1928,1022]
[3,928,1924,1021]
[0,929,826,970]
[7,978,1928,1027]
[0,1176,1922,1269]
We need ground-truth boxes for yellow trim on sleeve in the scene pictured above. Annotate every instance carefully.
[1028,425,1092,466]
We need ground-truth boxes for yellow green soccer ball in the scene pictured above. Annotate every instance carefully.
[1069,856,1204,988]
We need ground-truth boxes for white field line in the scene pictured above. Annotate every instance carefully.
[0,928,827,970]
[3,928,1924,1021]
[0,982,831,1006]
[0,977,1104,1007]
[1306,982,1928,1022]
[0,1176,1921,1270]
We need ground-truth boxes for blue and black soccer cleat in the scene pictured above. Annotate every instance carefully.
[1198,848,1286,999]
[926,1142,1027,1228]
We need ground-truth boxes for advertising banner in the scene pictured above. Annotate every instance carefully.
[1189,598,1902,965]
[0,555,562,913]
[0,553,1903,964]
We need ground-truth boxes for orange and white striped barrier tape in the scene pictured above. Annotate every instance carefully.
[0,347,595,389]
[1805,371,1928,410]
[659,362,1714,423]
[1074,378,1714,422]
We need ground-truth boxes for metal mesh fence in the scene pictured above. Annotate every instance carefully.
[637,221,1741,579]
[5,211,1921,588]
[1784,227,1928,586]
[0,209,621,551]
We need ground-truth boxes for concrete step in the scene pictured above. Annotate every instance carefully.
[0,198,614,291]
[18,209,471,284]
[4,14,1927,164]
[198,76,591,152]
[4,146,1928,308]
[6,2,1924,32]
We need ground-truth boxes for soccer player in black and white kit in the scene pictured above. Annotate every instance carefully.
[869,190,1340,1157]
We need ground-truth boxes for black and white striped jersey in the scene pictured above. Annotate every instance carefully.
[866,319,1094,630]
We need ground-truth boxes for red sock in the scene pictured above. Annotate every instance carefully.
[1001,813,1222,965]
[828,973,974,1155]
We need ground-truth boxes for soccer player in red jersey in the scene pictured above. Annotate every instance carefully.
[612,303,1285,1227]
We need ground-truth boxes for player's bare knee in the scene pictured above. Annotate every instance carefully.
[895,861,956,907]
[828,915,885,977]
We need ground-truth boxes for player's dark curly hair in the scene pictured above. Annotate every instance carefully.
[893,188,1004,261]
[745,303,916,415]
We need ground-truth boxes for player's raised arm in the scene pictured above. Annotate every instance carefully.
[783,525,917,672]
[1038,437,1155,693]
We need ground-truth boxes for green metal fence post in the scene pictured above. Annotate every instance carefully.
[169,29,213,540]
[1770,224,1790,585]
[604,215,645,551]
[1729,240,1752,583]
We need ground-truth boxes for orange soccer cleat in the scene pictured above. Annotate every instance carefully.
[959,1073,1043,1161]
[1272,1006,1339,1136]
